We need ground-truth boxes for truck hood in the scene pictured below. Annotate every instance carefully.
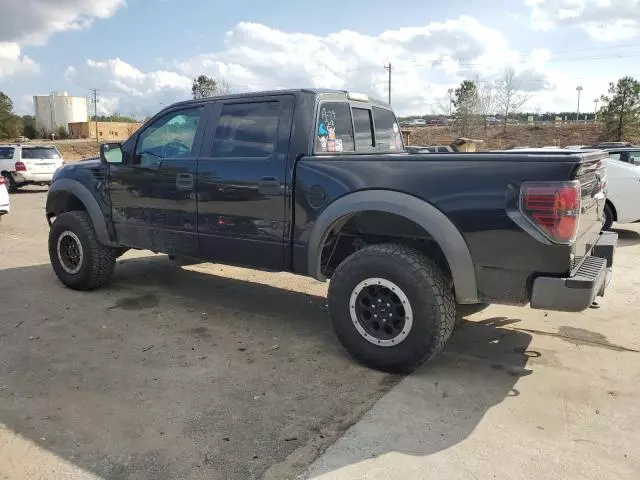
[53,157,103,182]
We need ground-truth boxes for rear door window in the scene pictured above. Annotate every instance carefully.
[212,102,280,158]
[352,108,374,150]
[315,102,354,153]
[372,107,403,152]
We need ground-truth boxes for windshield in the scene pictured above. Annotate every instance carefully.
[21,147,60,159]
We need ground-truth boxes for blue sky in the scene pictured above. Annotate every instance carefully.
[1,0,639,117]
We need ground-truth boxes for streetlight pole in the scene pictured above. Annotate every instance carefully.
[447,88,454,117]
[593,98,599,121]
[576,85,583,121]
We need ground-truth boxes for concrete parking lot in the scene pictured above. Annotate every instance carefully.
[1,188,640,480]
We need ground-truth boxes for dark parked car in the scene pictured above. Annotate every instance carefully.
[45,89,616,372]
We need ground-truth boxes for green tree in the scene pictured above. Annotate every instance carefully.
[0,92,12,114]
[57,126,69,140]
[599,76,640,141]
[90,113,137,123]
[21,115,37,139]
[453,80,478,136]
[191,75,230,99]
[0,91,23,139]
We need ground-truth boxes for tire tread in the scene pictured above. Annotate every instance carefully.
[49,211,116,290]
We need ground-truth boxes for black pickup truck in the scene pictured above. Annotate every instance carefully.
[46,89,616,372]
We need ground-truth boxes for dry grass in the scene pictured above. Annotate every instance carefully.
[404,123,606,150]
[56,141,101,161]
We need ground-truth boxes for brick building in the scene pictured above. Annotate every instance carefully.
[68,121,142,140]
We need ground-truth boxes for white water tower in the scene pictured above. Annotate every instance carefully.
[34,91,88,133]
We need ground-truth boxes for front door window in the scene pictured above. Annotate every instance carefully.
[135,107,203,166]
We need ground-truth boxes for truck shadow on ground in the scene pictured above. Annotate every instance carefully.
[0,256,532,480]
[613,227,640,248]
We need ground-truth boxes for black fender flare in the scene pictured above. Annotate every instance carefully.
[306,190,479,304]
[46,178,116,246]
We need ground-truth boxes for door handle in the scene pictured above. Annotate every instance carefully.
[257,177,282,195]
[176,173,194,191]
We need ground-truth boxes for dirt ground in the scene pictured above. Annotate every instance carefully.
[1,188,639,480]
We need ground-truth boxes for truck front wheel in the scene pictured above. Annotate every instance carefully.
[49,211,117,290]
[328,244,455,373]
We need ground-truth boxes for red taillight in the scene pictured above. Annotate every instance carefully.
[15,161,27,172]
[521,182,581,243]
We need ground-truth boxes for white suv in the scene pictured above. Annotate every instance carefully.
[0,144,64,192]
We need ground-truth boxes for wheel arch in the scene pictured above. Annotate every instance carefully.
[605,198,618,221]
[46,178,116,246]
[307,190,479,304]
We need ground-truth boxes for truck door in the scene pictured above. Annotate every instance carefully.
[196,95,294,270]
[108,105,207,257]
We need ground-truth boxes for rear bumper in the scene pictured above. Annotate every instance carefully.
[12,172,54,184]
[530,231,617,312]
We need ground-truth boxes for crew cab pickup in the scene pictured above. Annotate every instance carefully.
[45,89,616,372]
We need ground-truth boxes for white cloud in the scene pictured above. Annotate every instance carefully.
[0,42,40,79]
[66,17,607,117]
[173,18,554,115]
[525,0,640,40]
[0,0,126,45]
[73,58,192,117]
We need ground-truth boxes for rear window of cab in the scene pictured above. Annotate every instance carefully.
[314,102,404,154]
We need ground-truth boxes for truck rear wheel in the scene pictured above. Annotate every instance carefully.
[328,243,455,373]
[49,211,116,290]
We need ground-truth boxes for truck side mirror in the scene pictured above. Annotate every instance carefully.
[100,142,123,164]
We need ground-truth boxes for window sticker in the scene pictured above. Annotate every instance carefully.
[318,136,328,152]
[317,107,337,152]
[328,126,336,140]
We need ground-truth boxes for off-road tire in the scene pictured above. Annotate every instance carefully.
[2,172,17,193]
[603,203,614,231]
[49,211,116,290]
[328,243,456,373]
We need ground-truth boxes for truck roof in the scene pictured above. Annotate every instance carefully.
[167,88,390,110]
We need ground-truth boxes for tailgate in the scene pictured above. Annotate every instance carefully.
[572,152,607,272]
[22,159,60,174]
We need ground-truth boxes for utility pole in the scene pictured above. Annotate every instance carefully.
[447,88,454,117]
[90,88,99,142]
[384,63,392,104]
[575,85,583,121]
[593,98,599,121]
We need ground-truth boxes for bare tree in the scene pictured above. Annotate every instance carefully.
[495,68,531,132]
[474,82,496,134]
